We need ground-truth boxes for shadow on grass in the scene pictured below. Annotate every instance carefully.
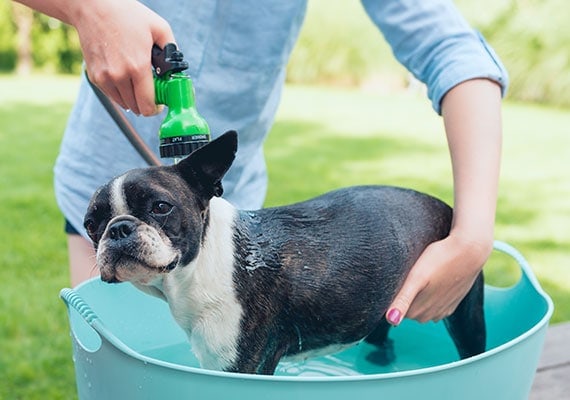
[496,190,543,228]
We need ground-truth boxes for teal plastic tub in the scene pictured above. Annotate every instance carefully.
[60,241,553,399]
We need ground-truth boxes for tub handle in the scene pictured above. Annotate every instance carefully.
[492,240,548,296]
[60,287,153,359]
[60,288,100,325]
[60,287,106,353]
[492,241,554,318]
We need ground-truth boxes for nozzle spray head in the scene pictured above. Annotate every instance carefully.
[152,44,210,160]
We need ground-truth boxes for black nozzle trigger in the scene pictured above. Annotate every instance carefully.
[151,43,189,77]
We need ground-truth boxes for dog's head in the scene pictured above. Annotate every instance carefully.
[83,131,238,285]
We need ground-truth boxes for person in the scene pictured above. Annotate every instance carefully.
[15,0,508,327]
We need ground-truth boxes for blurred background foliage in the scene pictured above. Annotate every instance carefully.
[1,1,82,74]
[0,0,568,107]
[286,0,570,108]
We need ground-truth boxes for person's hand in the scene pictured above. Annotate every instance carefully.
[385,79,502,326]
[386,231,491,325]
[70,0,175,116]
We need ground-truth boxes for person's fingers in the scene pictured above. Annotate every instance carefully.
[115,75,140,115]
[132,65,160,116]
[86,65,129,110]
[134,20,175,116]
[386,271,426,326]
[101,82,128,111]
[152,17,176,50]
[388,236,484,324]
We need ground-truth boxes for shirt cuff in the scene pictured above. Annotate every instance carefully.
[428,30,509,114]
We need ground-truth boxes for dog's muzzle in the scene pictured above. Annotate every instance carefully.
[97,216,180,284]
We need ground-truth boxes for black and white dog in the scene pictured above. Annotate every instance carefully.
[84,131,485,375]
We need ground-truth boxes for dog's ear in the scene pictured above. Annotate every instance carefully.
[175,131,238,198]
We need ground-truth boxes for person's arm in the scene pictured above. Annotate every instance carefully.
[386,78,502,325]
[14,0,174,116]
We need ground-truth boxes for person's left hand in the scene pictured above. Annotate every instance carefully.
[385,79,502,326]
[385,231,491,325]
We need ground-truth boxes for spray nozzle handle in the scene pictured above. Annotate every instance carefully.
[152,43,189,78]
[152,43,210,160]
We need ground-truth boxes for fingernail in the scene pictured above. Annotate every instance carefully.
[387,308,402,326]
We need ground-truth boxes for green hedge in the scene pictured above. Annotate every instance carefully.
[480,0,570,107]
[0,2,82,74]
[287,0,570,108]
[0,0,16,70]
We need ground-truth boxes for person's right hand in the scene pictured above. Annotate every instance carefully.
[70,0,175,116]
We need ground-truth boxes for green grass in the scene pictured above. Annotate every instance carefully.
[1,75,569,398]
[0,75,79,399]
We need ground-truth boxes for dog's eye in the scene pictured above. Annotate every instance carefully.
[150,201,173,216]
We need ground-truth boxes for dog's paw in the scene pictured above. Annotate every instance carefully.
[365,338,395,366]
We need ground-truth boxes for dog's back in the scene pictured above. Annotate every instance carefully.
[231,185,454,367]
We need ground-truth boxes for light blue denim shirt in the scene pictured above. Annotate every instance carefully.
[55,0,508,237]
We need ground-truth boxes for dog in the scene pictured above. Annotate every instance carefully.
[83,130,485,375]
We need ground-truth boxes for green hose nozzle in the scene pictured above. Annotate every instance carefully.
[152,44,210,160]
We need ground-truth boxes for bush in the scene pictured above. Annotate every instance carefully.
[31,15,82,74]
[0,0,83,74]
[286,1,405,88]
[288,0,570,108]
[480,0,570,107]
[0,0,17,71]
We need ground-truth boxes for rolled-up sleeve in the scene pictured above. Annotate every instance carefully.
[361,0,509,114]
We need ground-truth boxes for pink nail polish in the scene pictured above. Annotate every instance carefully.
[387,308,402,326]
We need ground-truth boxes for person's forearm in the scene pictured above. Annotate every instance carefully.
[441,78,503,256]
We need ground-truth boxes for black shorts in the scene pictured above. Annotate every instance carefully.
[65,219,81,235]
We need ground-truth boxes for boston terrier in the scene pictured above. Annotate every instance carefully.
[83,131,485,375]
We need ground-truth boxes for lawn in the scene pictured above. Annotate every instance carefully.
[0,75,569,399]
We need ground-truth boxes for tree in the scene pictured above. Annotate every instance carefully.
[11,2,33,75]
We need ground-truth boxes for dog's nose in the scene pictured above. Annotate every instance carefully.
[108,220,137,241]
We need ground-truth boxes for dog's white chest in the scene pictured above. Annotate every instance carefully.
[162,198,243,371]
